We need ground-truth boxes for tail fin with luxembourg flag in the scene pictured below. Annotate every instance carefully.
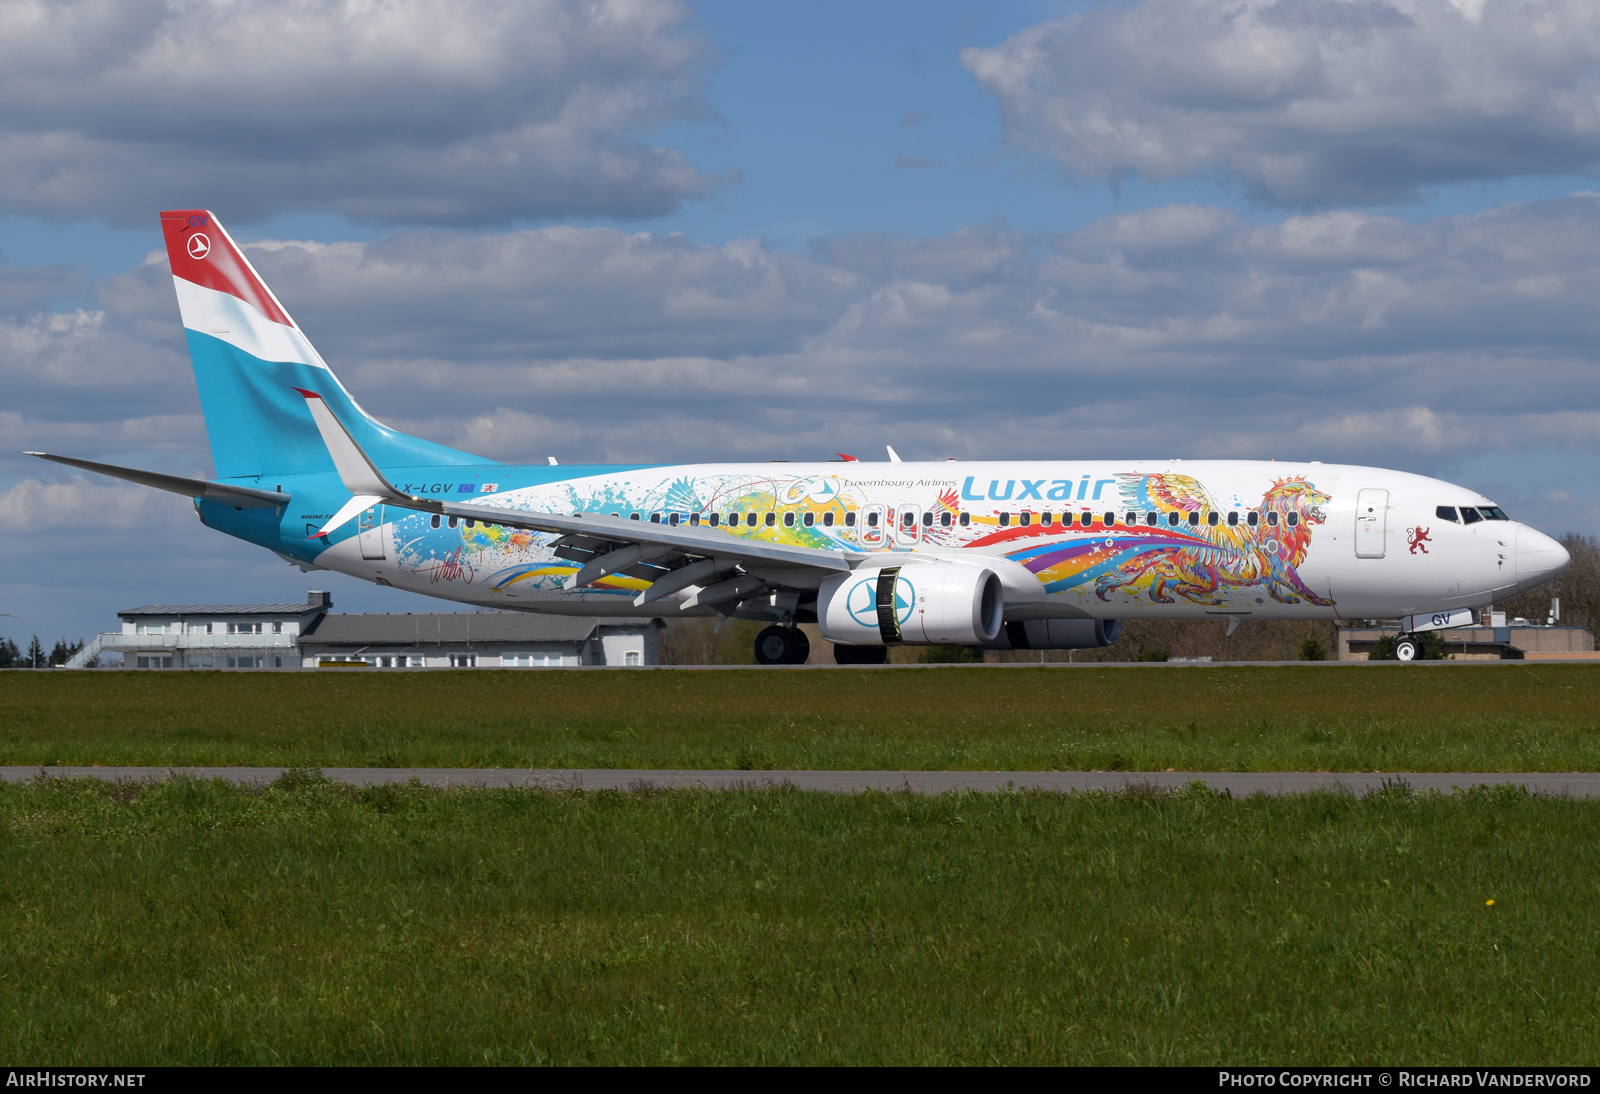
[159,210,487,481]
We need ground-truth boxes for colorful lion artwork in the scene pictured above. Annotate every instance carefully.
[1000,474,1333,606]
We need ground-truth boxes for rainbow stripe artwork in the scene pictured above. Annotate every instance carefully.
[989,474,1333,605]
[385,467,1333,608]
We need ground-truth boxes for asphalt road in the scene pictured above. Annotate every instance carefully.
[3,767,1600,796]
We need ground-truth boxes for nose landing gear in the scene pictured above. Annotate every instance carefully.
[754,624,811,665]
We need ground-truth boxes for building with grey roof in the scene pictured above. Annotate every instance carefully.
[66,591,661,669]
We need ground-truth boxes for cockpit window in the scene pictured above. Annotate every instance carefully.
[1460,507,1483,525]
[1435,506,1459,523]
[1480,506,1509,520]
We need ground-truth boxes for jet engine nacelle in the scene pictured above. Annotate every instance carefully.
[818,562,1004,646]
[987,618,1124,650]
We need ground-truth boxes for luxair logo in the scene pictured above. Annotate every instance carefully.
[780,477,842,505]
[845,576,915,627]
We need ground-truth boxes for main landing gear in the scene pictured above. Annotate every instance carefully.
[754,625,811,665]
[1393,634,1420,662]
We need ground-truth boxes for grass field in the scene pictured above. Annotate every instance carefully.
[1,775,1594,1065]
[3,665,1600,771]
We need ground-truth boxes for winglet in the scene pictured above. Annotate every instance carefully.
[294,388,399,499]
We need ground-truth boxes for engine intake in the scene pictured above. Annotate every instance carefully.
[818,562,1004,646]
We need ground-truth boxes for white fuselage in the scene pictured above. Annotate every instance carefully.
[303,459,1567,625]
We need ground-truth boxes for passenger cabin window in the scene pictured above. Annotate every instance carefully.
[630,512,640,521]
[1460,507,1482,524]
[1207,511,1219,526]
[689,513,700,526]
[650,513,662,524]
[922,511,933,527]
[709,513,720,527]
[765,512,777,527]
[1248,511,1259,527]
[784,512,795,527]
[866,511,878,527]
[803,512,815,527]
[940,512,951,527]
[448,516,458,529]
[1042,513,1053,526]
[1105,512,1116,526]
[1287,513,1299,526]
[748,512,759,526]
[902,511,915,528]
[846,512,857,527]
[823,512,835,527]
[668,513,679,526]
[465,519,476,528]
[1166,512,1179,527]
[1081,512,1092,528]
[430,514,440,529]
[1267,512,1279,526]
[1481,506,1509,520]
[959,513,970,527]
[1146,512,1158,527]
[1019,512,1031,527]
[1227,512,1238,527]
[999,513,1011,527]
[1187,512,1200,526]
[1436,506,1459,522]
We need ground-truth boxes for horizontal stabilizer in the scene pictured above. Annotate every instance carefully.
[25,452,289,508]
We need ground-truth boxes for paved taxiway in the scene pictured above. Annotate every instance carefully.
[4,768,1600,796]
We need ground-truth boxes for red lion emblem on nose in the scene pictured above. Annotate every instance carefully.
[1407,526,1431,554]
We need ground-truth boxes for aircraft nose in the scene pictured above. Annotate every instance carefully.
[1515,525,1570,590]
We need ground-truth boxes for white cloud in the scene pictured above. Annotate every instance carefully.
[0,0,729,226]
[963,0,1600,206]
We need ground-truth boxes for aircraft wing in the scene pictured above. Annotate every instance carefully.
[25,452,290,508]
[294,388,864,608]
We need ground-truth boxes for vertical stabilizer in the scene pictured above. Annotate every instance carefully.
[159,210,485,479]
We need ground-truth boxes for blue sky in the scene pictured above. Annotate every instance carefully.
[4,0,1600,645]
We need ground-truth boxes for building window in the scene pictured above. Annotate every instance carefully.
[625,651,642,666]
[410,656,423,667]
[449,653,477,668]
[274,656,284,668]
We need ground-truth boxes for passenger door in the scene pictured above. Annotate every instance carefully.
[1355,489,1387,559]
[358,504,387,560]
[860,504,886,548]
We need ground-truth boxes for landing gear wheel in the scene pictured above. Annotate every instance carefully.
[1394,635,1420,662]
[834,643,889,665]
[754,625,809,665]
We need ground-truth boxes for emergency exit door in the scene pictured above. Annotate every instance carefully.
[358,505,387,560]
[1355,489,1387,558]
